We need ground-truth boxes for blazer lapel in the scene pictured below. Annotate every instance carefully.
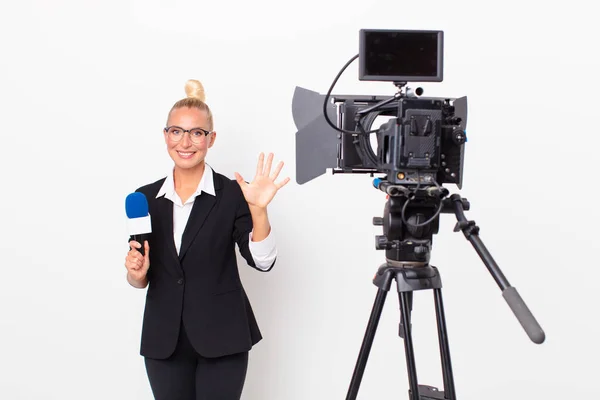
[178,191,217,260]
[155,195,181,269]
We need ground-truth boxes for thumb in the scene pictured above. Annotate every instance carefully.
[234,172,247,187]
[144,241,150,260]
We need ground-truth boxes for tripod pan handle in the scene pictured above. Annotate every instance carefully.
[502,286,545,344]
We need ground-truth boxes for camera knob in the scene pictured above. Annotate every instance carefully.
[414,245,427,254]
[452,129,467,145]
[375,235,389,250]
[373,217,384,226]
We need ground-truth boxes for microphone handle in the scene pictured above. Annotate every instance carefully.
[132,233,150,256]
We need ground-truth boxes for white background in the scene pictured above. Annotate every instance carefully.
[1,0,598,399]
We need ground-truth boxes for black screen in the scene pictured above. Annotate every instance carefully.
[361,30,441,81]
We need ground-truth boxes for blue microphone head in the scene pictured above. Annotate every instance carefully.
[125,192,149,218]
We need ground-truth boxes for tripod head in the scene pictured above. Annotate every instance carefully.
[372,177,469,268]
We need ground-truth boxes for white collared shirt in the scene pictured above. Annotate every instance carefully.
[155,163,276,270]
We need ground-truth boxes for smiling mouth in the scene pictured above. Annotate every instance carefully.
[177,151,196,159]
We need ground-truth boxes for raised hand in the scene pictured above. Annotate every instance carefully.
[234,152,290,209]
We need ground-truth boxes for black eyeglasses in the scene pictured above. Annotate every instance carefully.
[164,126,212,144]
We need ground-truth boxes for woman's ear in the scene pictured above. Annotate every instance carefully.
[208,131,217,148]
[163,128,169,145]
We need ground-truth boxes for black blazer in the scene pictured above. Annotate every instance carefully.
[131,169,275,359]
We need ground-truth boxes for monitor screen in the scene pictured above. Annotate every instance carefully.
[359,30,443,82]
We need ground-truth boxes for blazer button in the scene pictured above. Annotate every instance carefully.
[177,278,184,285]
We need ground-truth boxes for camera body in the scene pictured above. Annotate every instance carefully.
[336,92,467,188]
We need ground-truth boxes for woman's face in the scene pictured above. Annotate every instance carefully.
[164,107,216,172]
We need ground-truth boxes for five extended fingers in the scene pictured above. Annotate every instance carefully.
[255,152,289,189]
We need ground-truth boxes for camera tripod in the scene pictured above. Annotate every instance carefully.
[345,182,545,400]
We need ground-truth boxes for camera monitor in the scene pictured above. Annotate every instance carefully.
[359,29,443,82]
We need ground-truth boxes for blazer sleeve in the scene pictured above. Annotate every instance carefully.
[232,183,275,272]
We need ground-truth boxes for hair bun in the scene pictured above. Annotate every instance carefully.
[185,79,206,102]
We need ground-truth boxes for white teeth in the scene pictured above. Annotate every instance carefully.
[178,152,193,156]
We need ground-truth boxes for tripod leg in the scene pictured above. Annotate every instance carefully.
[434,288,456,400]
[399,291,420,400]
[399,292,413,338]
[346,288,388,400]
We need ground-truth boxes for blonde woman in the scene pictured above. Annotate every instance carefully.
[124,79,289,399]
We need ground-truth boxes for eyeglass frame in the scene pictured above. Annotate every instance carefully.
[164,125,213,143]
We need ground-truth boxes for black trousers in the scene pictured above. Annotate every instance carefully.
[144,324,249,400]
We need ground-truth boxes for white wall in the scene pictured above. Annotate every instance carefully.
[1,0,598,399]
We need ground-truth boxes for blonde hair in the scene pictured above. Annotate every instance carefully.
[167,79,214,130]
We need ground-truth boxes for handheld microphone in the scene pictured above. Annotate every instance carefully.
[125,192,152,256]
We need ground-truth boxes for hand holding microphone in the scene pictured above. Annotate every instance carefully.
[125,192,152,286]
[126,240,150,283]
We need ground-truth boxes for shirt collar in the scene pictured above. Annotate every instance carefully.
[156,163,216,204]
